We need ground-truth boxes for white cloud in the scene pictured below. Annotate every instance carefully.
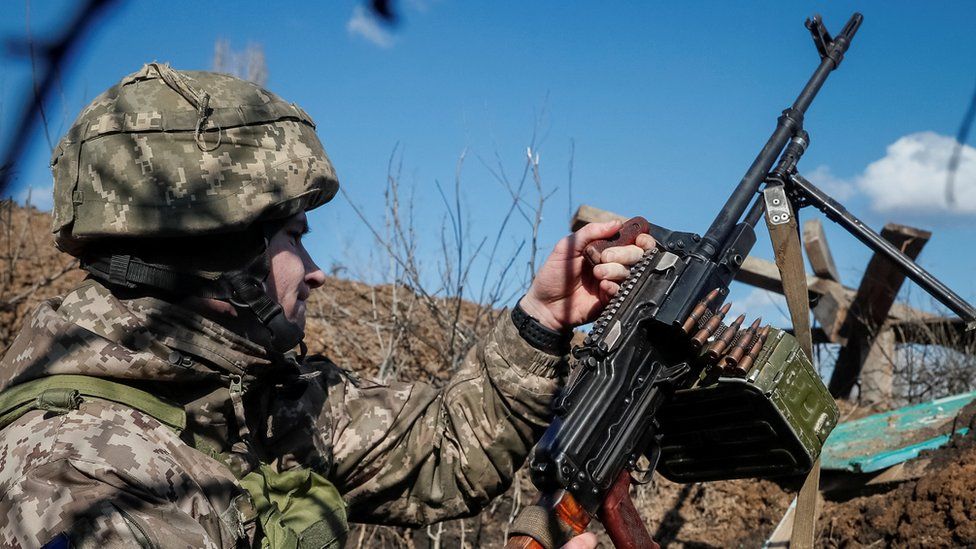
[347,6,395,49]
[805,164,855,200]
[800,132,976,218]
[857,131,976,215]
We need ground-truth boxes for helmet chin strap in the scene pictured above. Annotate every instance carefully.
[222,253,305,355]
[82,227,306,357]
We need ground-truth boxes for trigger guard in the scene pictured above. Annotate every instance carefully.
[631,444,663,485]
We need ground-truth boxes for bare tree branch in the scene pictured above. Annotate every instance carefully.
[0,0,122,197]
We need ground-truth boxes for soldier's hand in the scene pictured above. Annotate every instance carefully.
[520,219,656,332]
[560,532,598,549]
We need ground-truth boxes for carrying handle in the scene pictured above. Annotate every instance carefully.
[583,216,651,266]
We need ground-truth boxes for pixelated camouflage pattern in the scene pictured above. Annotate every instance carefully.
[0,279,567,545]
[51,63,339,255]
[0,399,242,548]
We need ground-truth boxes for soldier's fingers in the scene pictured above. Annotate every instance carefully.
[593,262,631,281]
[571,220,622,253]
[600,244,645,266]
[600,279,620,297]
[636,233,657,251]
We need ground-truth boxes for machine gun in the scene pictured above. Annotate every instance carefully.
[507,12,976,549]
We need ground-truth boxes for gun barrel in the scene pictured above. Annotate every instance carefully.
[790,173,976,327]
[699,13,862,258]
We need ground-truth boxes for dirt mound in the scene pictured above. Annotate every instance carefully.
[304,275,495,384]
[632,477,792,548]
[819,437,976,548]
[0,201,85,348]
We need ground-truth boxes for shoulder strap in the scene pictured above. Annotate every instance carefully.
[0,374,186,432]
[764,185,820,548]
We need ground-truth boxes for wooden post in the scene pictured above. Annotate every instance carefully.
[803,218,841,283]
[828,223,932,401]
[859,328,897,404]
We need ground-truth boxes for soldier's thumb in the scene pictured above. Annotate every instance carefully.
[560,532,598,549]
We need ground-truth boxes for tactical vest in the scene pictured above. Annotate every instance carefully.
[0,375,348,549]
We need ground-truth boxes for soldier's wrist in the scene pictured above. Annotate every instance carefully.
[517,294,569,332]
[512,297,573,355]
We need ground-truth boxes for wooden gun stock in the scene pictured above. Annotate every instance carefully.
[506,472,658,549]
[506,490,590,549]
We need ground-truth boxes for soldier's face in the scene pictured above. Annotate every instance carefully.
[266,212,326,331]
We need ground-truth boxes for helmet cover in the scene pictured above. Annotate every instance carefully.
[51,63,339,256]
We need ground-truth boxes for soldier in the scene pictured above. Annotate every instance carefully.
[0,64,654,548]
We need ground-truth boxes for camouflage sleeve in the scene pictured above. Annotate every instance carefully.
[322,311,568,526]
[0,401,239,549]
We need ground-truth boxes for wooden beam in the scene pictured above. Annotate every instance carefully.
[803,218,841,283]
[572,205,931,326]
[809,278,852,343]
[737,256,820,294]
[828,223,932,400]
[811,277,938,344]
[891,315,976,350]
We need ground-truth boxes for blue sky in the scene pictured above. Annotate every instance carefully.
[2,1,976,328]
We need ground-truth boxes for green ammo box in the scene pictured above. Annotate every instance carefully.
[654,328,838,482]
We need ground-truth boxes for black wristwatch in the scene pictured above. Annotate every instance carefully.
[511,298,573,355]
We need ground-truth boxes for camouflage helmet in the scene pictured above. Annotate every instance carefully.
[51,62,339,256]
[49,63,339,354]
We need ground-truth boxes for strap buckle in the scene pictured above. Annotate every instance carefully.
[109,254,132,286]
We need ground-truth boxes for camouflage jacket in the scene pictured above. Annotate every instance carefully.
[0,279,568,548]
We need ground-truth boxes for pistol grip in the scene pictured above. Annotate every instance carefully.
[598,470,660,549]
[584,216,651,266]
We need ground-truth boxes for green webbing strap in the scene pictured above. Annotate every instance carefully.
[0,374,186,432]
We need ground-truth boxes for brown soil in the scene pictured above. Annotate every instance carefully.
[818,401,976,548]
[2,202,973,548]
[0,201,85,348]
[819,436,976,548]
[631,476,794,548]
[303,275,493,384]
